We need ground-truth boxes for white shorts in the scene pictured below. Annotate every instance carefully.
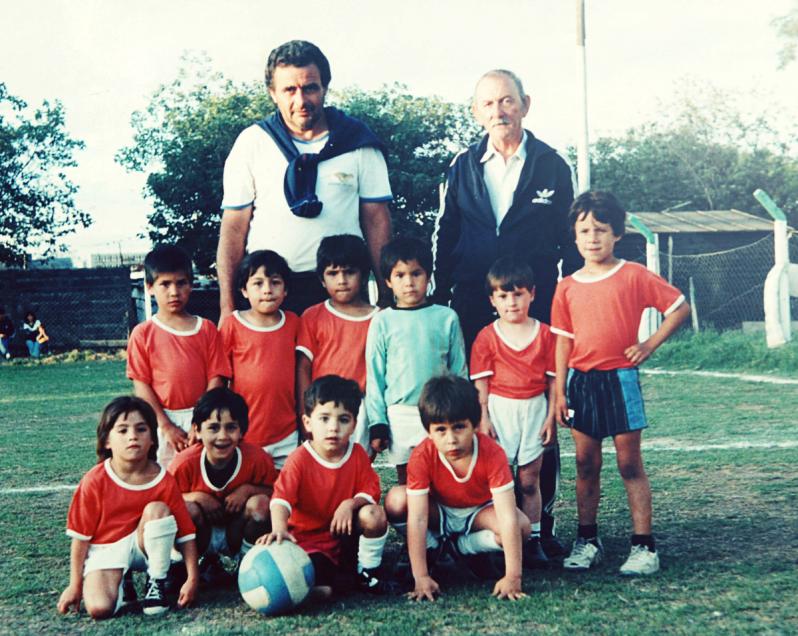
[263,430,299,470]
[434,502,493,538]
[83,530,147,576]
[488,393,548,466]
[386,404,427,466]
[160,407,194,469]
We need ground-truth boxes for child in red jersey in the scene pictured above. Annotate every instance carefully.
[127,245,230,469]
[219,250,300,469]
[258,375,392,598]
[169,388,277,584]
[551,191,690,576]
[385,375,530,602]
[297,235,379,453]
[470,257,556,569]
[57,397,199,619]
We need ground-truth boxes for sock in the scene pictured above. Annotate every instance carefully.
[577,524,599,545]
[143,515,178,580]
[392,522,407,538]
[456,530,501,555]
[631,534,656,552]
[357,531,388,572]
[239,539,254,556]
[529,522,541,540]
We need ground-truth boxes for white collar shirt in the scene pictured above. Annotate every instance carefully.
[480,131,527,226]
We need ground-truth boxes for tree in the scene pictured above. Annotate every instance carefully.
[117,59,481,270]
[773,0,798,68]
[0,83,89,266]
[578,83,798,224]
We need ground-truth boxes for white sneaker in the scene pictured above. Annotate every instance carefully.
[563,537,603,571]
[619,545,660,576]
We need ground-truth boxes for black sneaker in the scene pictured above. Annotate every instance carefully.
[141,576,169,616]
[199,553,235,588]
[541,534,567,561]
[459,552,503,581]
[356,567,400,595]
[523,537,550,570]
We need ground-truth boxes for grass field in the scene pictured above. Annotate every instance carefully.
[1,353,797,635]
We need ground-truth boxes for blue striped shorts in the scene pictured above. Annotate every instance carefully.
[566,367,648,440]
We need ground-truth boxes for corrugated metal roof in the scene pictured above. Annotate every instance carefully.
[625,210,773,234]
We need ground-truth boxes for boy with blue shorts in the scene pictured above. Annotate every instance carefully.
[551,191,690,575]
[365,237,467,483]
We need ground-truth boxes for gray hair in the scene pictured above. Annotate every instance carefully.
[474,69,527,102]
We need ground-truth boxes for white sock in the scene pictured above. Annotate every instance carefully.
[239,539,254,557]
[143,515,178,579]
[457,529,501,555]
[357,531,388,572]
[530,522,541,540]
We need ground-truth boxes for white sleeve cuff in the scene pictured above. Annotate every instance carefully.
[469,371,493,380]
[406,487,429,497]
[490,481,515,495]
[295,346,314,361]
[176,533,196,544]
[550,327,574,339]
[354,492,376,505]
[663,295,686,317]
[270,498,292,514]
[65,529,92,541]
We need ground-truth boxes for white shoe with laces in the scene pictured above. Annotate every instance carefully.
[619,545,660,576]
[563,536,603,571]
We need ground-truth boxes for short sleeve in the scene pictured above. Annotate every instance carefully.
[65,475,100,541]
[163,474,197,542]
[204,321,232,381]
[469,328,494,381]
[253,448,278,488]
[541,325,557,377]
[272,451,302,514]
[167,451,194,493]
[406,445,431,496]
[550,281,574,338]
[126,324,152,383]
[352,446,381,504]
[485,440,514,494]
[296,310,317,362]
[639,268,685,316]
[357,147,392,202]
[221,129,256,209]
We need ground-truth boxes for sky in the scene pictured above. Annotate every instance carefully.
[1,0,796,264]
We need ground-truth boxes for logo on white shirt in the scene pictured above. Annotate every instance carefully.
[531,189,555,205]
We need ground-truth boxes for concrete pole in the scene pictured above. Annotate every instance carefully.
[576,0,591,193]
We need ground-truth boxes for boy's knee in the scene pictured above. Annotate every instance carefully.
[142,500,170,520]
[358,504,387,533]
[245,494,271,522]
[618,459,645,481]
[575,454,601,480]
[384,486,407,523]
[84,597,115,621]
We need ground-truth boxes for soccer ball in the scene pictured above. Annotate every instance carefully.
[238,542,315,615]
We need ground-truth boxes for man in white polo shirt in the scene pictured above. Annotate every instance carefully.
[217,40,392,319]
[431,68,581,563]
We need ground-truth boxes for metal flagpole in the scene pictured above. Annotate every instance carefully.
[576,0,591,193]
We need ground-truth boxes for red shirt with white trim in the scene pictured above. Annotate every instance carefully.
[66,459,195,545]
[469,319,555,399]
[271,441,381,562]
[126,316,231,410]
[297,301,378,393]
[168,442,277,500]
[219,310,299,447]
[406,432,514,508]
[551,260,685,371]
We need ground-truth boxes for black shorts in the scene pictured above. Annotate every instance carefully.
[567,367,648,440]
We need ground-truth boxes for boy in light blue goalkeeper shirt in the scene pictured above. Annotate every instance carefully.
[365,238,468,484]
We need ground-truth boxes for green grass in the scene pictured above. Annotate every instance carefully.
[650,329,798,375]
[1,354,797,635]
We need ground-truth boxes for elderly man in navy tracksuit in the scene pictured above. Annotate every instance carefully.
[431,69,582,563]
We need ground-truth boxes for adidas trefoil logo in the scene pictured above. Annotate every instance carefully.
[532,189,555,205]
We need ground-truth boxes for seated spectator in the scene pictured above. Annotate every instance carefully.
[21,311,48,358]
[0,306,14,360]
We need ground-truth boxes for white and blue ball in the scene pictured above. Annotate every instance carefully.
[238,542,315,615]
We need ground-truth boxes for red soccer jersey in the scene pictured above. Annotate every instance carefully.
[469,319,555,399]
[126,316,231,410]
[66,459,195,545]
[406,432,514,508]
[297,301,378,393]
[168,442,277,500]
[551,260,685,372]
[271,441,381,562]
[219,310,300,447]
